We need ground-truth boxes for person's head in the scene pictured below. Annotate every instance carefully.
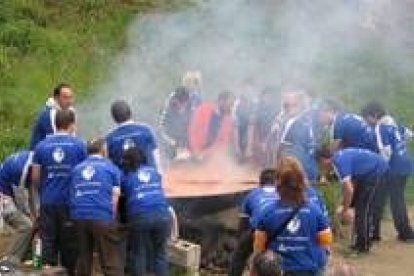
[53,83,74,110]
[182,71,202,91]
[361,101,386,126]
[55,109,76,134]
[87,138,107,157]
[275,156,306,205]
[318,98,341,126]
[217,90,235,115]
[173,86,190,109]
[316,145,333,170]
[281,89,307,117]
[111,100,132,124]
[250,251,281,276]
[259,168,276,187]
[121,147,147,172]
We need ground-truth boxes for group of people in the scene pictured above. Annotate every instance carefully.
[0,70,413,276]
[0,84,172,275]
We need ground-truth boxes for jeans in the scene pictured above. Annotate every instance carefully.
[228,229,253,276]
[39,205,77,275]
[75,220,125,276]
[129,210,172,276]
[2,200,32,263]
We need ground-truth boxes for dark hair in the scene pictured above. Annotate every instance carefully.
[361,101,386,119]
[53,83,71,97]
[55,109,75,130]
[121,147,147,172]
[251,251,281,276]
[217,90,234,103]
[111,100,132,124]
[259,169,276,186]
[87,138,105,155]
[174,86,190,103]
[315,145,332,159]
[276,156,306,206]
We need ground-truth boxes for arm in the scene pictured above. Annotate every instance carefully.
[341,178,354,223]
[317,228,333,252]
[112,187,121,219]
[29,164,41,221]
[253,230,268,253]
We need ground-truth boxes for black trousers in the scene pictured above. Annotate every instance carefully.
[75,220,125,276]
[228,230,253,276]
[40,205,77,275]
[352,177,380,252]
[372,174,413,239]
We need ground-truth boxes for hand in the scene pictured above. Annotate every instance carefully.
[340,208,354,224]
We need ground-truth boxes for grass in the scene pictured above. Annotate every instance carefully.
[0,0,194,160]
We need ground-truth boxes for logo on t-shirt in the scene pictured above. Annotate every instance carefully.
[123,138,136,151]
[52,147,65,163]
[138,170,151,183]
[82,165,95,181]
[287,216,301,234]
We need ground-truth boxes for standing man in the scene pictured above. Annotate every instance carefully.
[319,148,388,253]
[268,89,318,184]
[318,99,376,152]
[362,101,414,241]
[228,169,277,276]
[30,83,75,150]
[30,109,86,274]
[106,100,160,169]
[70,138,124,276]
[0,151,34,269]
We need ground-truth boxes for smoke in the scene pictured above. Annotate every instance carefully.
[77,0,414,137]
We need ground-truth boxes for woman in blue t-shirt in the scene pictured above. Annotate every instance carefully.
[254,156,332,276]
[121,147,172,276]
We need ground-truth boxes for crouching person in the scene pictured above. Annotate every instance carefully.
[121,147,172,276]
[70,138,124,276]
[254,157,332,276]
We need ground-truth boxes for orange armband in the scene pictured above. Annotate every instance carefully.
[317,228,333,248]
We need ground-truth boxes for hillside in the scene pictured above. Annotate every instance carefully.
[0,0,191,159]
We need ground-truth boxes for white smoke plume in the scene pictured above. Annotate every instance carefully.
[77,0,414,137]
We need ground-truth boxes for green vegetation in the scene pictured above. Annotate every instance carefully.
[0,0,192,159]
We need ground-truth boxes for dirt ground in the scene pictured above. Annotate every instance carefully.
[333,215,414,276]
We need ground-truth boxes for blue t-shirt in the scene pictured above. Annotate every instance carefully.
[257,201,329,272]
[30,106,55,150]
[121,166,169,218]
[333,148,388,183]
[70,156,121,221]
[378,124,412,175]
[333,113,376,151]
[33,133,87,206]
[241,186,278,229]
[106,122,158,168]
[281,114,318,184]
[0,151,33,197]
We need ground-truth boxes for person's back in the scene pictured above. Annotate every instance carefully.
[258,201,329,273]
[333,113,376,150]
[106,100,158,168]
[122,165,169,217]
[35,134,86,206]
[71,155,121,221]
[254,157,332,275]
[121,147,171,276]
[107,122,157,167]
[332,148,388,181]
